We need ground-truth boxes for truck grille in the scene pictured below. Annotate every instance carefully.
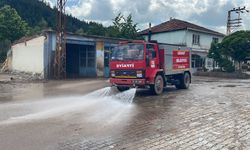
[114,70,144,78]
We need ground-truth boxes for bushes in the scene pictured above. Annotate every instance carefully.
[242,64,248,70]
[220,59,235,73]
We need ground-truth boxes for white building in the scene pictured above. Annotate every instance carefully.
[139,19,225,71]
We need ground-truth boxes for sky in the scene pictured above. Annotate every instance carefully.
[44,0,250,34]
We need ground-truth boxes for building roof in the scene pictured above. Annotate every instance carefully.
[13,30,131,45]
[64,31,131,42]
[138,19,225,37]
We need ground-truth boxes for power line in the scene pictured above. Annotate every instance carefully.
[227,6,249,35]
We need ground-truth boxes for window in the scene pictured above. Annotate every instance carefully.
[111,44,144,61]
[192,34,200,45]
[192,54,203,68]
[212,37,219,43]
[146,44,156,59]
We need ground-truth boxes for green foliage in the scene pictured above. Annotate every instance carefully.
[208,31,250,72]
[0,0,89,34]
[220,58,235,73]
[221,31,250,65]
[0,0,140,42]
[32,18,49,34]
[121,14,139,39]
[76,28,85,35]
[208,42,235,72]
[0,5,28,63]
[108,13,139,39]
[0,0,140,64]
[113,13,123,33]
[87,22,107,36]
[0,5,29,42]
[208,42,222,63]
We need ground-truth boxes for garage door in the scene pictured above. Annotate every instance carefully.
[66,42,96,78]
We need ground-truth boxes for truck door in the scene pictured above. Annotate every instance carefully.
[146,44,159,69]
[146,44,160,79]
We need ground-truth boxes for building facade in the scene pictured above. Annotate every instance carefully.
[10,31,125,79]
[139,19,225,72]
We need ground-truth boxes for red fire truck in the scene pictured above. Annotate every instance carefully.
[109,40,191,95]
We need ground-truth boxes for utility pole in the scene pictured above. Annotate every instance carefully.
[227,6,249,35]
[54,0,67,79]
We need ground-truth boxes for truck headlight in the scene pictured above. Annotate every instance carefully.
[136,71,143,78]
[111,71,115,77]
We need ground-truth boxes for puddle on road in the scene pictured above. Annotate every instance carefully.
[0,87,137,125]
[218,84,241,88]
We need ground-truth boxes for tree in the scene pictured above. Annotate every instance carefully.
[0,0,90,34]
[31,17,49,34]
[107,13,139,39]
[76,28,85,35]
[112,13,123,33]
[208,42,222,64]
[208,31,250,72]
[208,41,235,72]
[121,14,139,39]
[87,22,106,36]
[220,31,250,71]
[208,42,222,70]
[0,5,29,42]
[0,1,141,39]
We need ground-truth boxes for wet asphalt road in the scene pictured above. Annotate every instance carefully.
[0,76,250,150]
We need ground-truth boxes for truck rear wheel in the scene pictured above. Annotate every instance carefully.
[175,72,191,89]
[150,75,164,95]
[117,86,130,92]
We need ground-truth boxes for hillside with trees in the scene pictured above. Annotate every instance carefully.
[0,0,98,35]
[0,0,139,63]
[0,0,139,38]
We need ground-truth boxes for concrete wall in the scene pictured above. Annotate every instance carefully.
[12,36,45,76]
[144,30,187,45]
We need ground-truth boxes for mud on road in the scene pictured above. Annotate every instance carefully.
[0,76,250,150]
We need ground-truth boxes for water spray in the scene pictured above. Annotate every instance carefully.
[0,87,137,125]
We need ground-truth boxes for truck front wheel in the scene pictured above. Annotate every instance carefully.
[175,72,191,89]
[150,75,164,95]
[117,86,130,92]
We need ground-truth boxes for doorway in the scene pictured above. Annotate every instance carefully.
[66,43,96,78]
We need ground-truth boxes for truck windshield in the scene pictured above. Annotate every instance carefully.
[111,44,144,61]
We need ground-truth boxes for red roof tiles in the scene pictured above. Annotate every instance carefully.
[138,19,224,36]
